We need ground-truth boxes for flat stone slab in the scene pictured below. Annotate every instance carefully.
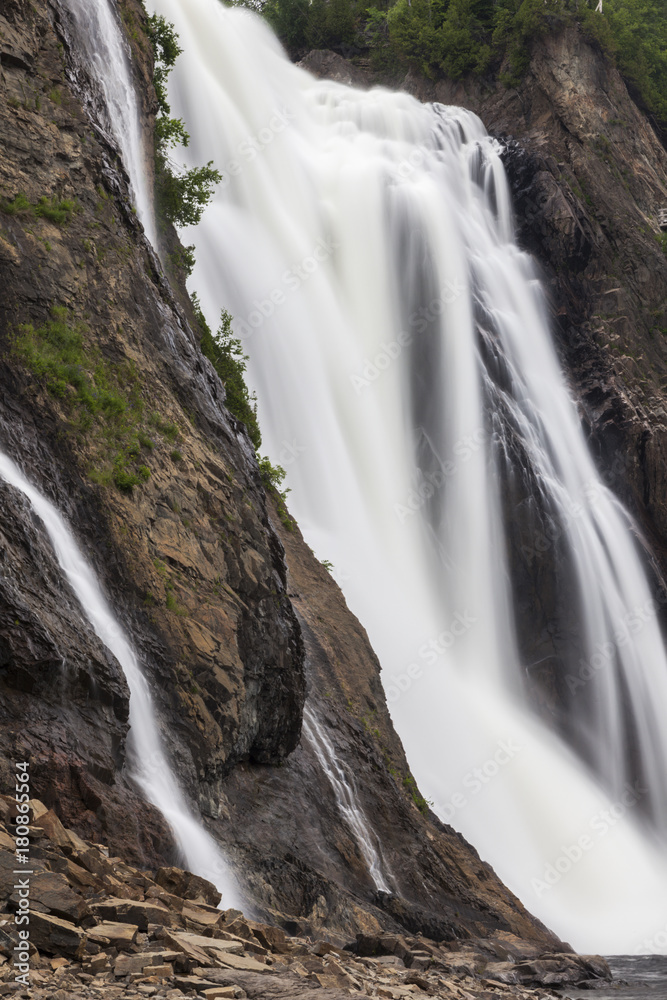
[87,920,138,948]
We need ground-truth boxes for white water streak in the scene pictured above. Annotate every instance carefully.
[0,452,238,905]
[303,705,392,893]
[63,0,156,245]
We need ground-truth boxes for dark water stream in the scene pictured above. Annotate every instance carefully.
[562,957,667,999]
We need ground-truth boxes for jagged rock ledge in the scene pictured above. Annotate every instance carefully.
[0,795,610,999]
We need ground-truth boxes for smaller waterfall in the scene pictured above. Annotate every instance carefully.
[0,452,237,905]
[61,0,156,245]
[303,704,392,893]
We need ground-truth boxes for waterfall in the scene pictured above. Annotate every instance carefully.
[0,452,238,906]
[303,705,392,893]
[60,0,156,245]
[148,0,667,952]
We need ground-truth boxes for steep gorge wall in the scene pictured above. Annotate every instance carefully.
[0,0,561,949]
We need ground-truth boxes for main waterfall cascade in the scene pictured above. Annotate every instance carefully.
[0,454,239,906]
[144,0,667,952]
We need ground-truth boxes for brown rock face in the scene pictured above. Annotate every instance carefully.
[0,0,304,865]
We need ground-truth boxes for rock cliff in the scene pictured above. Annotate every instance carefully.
[0,0,565,955]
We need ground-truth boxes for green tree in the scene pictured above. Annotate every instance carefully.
[603,0,667,127]
[195,299,262,450]
[146,15,221,236]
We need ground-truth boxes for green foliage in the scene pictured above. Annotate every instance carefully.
[402,774,431,814]
[146,13,221,236]
[156,161,221,228]
[149,412,180,441]
[387,0,491,79]
[258,455,293,528]
[165,585,187,615]
[258,456,287,492]
[253,0,667,134]
[1,192,78,224]
[146,14,183,116]
[364,8,392,69]
[1,192,33,216]
[602,0,667,129]
[262,0,312,54]
[12,307,163,493]
[34,196,78,225]
[195,300,262,450]
[191,294,294,526]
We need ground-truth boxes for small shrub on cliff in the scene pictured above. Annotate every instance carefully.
[34,196,78,225]
[191,295,294,526]
[402,773,431,814]
[258,455,293,528]
[194,298,262,450]
[1,192,32,216]
[0,193,78,225]
[146,14,221,235]
[12,307,160,493]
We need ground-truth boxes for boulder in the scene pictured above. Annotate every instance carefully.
[164,929,244,959]
[483,962,521,984]
[114,953,149,977]
[147,963,174,978]
[156,866,221,907]
[161,929,216,968]
[90,897,174,931]
[252,924,290,954]
[182,901,223,932]
[354,933,412,965]
[480,930,546,961]
[201,989,245,999]
[29,911,86,960]
[515,953,611,986]
[0,829,14,852]
[10,871,90,925]
[204,950,271,973]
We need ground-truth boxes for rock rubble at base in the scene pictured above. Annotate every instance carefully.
[0,797,610,1000]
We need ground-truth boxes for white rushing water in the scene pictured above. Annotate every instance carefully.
[149,0,667,952]
[62,0,156,244]
[0,452,238,906]
[303,705,392,893]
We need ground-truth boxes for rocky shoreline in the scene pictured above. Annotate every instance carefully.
[0,795,610,1000]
